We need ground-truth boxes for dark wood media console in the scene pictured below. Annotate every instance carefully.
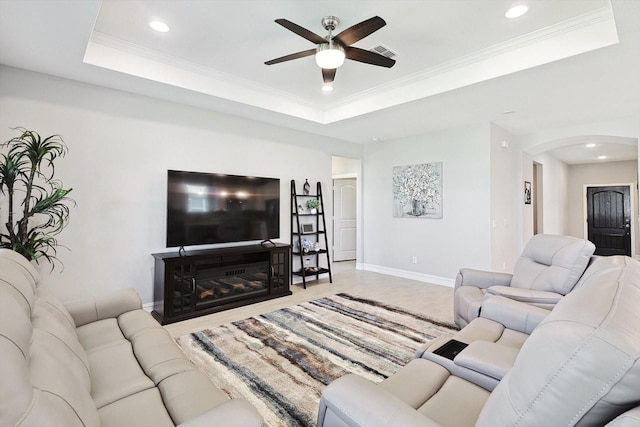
[152,243,291,325]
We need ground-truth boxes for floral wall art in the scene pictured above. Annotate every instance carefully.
[392,162,443,219]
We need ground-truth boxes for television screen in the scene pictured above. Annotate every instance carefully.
[166,170,280,247]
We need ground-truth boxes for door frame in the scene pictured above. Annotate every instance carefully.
[583,182,636,257]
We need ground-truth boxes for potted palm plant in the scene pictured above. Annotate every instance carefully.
[0,127,74,268]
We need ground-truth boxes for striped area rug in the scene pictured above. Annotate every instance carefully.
[176,293,458,427]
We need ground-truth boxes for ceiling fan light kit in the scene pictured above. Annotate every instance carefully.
[315,42,345,69]
[265,15,395,84]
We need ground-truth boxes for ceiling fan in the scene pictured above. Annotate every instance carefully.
[265,16,396,84]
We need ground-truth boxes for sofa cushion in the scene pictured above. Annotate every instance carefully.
[380,357,450,408]
[0,283,36,427]
[130,328,196,383]
[78,318,155,408]
[30,326,100,426]
[76,317,128,352]
[159,369,230,425]
[32,296,90,387]
[99,388,175,427]
[417,376,489,427]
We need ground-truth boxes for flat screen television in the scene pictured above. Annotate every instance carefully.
[166,170,280,247]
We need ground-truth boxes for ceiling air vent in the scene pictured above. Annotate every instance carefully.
[369,44,398,59]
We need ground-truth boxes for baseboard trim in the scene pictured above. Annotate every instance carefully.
[357,263,455,288]
[142,301,154,312]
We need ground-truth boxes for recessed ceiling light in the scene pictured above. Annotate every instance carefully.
[597,155,608,160]
[322,84,334,92]
[149,21,170,33]
[585,143,597,148]
[505,5,529,19]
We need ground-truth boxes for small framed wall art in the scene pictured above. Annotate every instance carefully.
[524,181,532,205]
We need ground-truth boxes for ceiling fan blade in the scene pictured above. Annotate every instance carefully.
[334,16,386,46]
[265,48,316,65]
[274,19,327,45]
[322,68,336,83]
[345,46,396,68]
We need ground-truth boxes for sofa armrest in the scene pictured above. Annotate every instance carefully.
[64,288,142,327]
[454,341,519,380]
[318,374,442,427]
[177,399,263,427]
[480,295,550,334]
[486,286,563,307]
[456,269,513,290]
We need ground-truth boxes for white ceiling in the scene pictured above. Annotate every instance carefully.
[0,0,638,163]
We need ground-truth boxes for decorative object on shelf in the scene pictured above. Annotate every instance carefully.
[303,179,311,195]
[301,223,314,234]
[0,127,75,268]
[301,238,313,253]
[306,198,320,214]
[314,242,320,252]
[524,181,532,205]
[392,162,442,219]
[297,204,306,214]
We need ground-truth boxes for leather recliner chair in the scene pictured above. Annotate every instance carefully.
[317,255,640,427]
[454,234,595,328]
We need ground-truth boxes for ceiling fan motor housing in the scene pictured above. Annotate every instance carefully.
[321,16,340,32]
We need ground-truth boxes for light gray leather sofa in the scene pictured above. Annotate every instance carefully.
[0,249,263,427]
[454,234,595,328]
[317,255,640,427]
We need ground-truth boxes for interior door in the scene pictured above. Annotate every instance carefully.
[333,178,357,261]
[587,185,631,256]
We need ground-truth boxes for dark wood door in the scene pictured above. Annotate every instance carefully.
[587,185,631,256]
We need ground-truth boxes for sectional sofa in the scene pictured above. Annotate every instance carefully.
[318,254,640,426]
[0,249,263,427]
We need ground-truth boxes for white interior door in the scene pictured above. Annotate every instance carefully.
[333,178,357,261]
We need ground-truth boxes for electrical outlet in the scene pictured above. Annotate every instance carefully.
[412,256,418,264]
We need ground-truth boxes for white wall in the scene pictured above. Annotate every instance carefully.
[332,156,360,177]
[531,152,570,234]
[361,125,492,285]
[0,66,362,304]
[490,124,520,272]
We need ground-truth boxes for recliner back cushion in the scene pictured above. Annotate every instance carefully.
[511,234,595,294]
[477,256,640,426]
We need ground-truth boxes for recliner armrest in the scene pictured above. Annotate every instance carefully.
[318,374,442,427]
[64,288,142,327]
[454,341,519,380]
[480,295,551,334]
[457,269,513,290]
[486,286,563,307]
